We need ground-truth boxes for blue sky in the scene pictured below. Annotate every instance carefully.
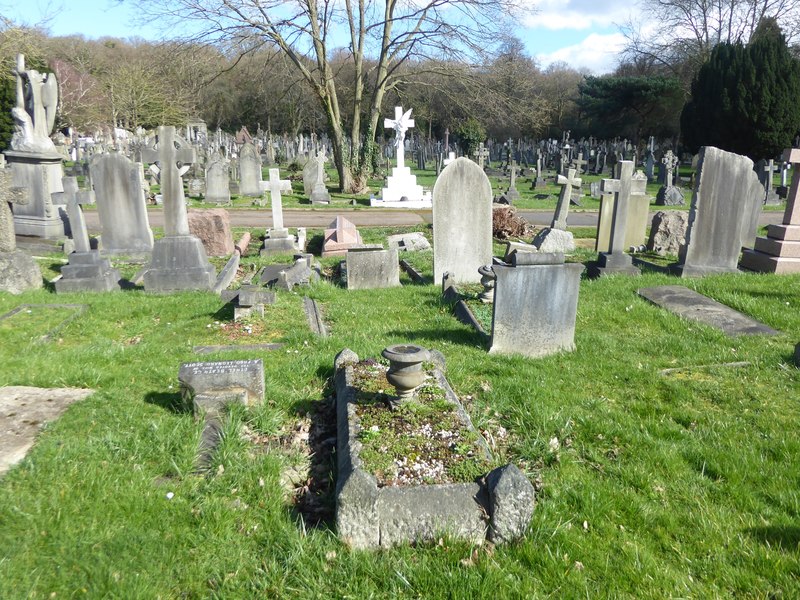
[3,0,637,74]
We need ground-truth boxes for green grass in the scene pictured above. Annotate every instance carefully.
[1,226,799,597]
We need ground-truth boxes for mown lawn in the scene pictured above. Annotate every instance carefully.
[1,224,798,598]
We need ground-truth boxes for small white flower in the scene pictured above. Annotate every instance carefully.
[549,437,560,452]
[166,492,174,500]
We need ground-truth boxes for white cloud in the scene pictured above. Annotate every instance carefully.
[536,32,627,74]
[522,0,639,30]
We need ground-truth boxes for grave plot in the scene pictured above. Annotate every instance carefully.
[334,347,534,549]
[0,303,87,343]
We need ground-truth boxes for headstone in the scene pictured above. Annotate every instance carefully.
[55,182,120,293]
[91,153,154,255]
[309,148,331,205]
[260,168,301,256]
[238,142,263,197]
[504,162,520,203]
[740,147,800,273]
[647,211,688,256]
[344,247,401,290]
[591,160,641,277]
[142,126,215,292]
[475,143,489,169]
[551,168,581,230]
[322,216,363,256]
[0,163,42,293]
[757,159,781,206]
[433,157,492,284]
[188,209,235,257]
[204,152,231,204]
[489,255,584,358]
[656,150,684,205]
[675,146,763,276]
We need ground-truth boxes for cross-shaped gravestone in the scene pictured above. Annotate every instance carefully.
[661,150,679,188]
[763,159,778,193]
[61,176,93,253]
[600,160,635,255]
[475,143,489,169]
[141,126,196,236]
[551,168,582,230]
[0,166,29,252]
[572,152,587,174]
[384,106,414,170]
[262,168,292,234]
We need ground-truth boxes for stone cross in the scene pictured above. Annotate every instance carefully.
[601,160,635,255]
[0,165,30,252]
[263,168,291,233]
[572,152,587,174]
[763,159,778,193]
[65,182,91,253]
[384,106,414,170]
[661,150,679,188]
[552,168,582,230]
[141,126,196,237]
[475,143,489,169]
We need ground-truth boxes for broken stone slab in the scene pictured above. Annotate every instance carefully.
[637,285,779,337]
[399,259,425,284]
[0,386,94,476]
[334,349,534,549]
[387,232,431,253]
[303,296,328,337]
[0,250,43,294]
[532,227,575,254]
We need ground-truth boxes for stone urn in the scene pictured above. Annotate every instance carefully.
[381,344,430,402]
[478,264,495,304]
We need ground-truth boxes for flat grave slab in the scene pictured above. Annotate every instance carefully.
[0,386,94,476]
[637,285,779,337]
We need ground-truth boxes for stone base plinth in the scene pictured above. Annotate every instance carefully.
[143,235,216,292]
[6,150,65,239]
[55,252,120,293]
[260,231,299,257]
[381,166,426,203]
[590,252,641,277]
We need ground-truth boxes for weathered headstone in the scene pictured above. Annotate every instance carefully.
[741,147,800,273]
[91,152,154,255]
[238,141,263,197]
[55,188,120,293]
[656,150,684,206]
[591,160,641,277]
[489,253,584,358]
[0,164,42,293]
[387,232,431,253]
[344,247,401,290]
[322,216,363,256]
[142,126,216,291]
[204,152,231,204]
[675,146,763,276]
[432,157,492,284]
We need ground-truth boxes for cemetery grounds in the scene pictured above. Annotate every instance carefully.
[0,163,798,598]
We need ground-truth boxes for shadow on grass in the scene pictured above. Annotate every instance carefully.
[209,302,235,322]
[144,391,188,414]
[306,233,324,256]
[747,526,800,550]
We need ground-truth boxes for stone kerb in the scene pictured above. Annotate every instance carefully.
[333,349,534,549]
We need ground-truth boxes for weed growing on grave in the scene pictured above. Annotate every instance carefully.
[351,359,496,486]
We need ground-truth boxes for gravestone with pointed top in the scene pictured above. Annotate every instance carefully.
[591,160,640,277]
[322,216,363,257]
[143,126,215,291]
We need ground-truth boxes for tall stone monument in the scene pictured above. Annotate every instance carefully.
[740,147,800,273]
[378,106,430,206]
[142,126,216,291]
[6,53,65,238]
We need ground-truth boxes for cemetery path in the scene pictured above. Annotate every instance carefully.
[79,208,784,232]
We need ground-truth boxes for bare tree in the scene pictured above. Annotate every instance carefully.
[622,0,800,88]
[125,0,528,192]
